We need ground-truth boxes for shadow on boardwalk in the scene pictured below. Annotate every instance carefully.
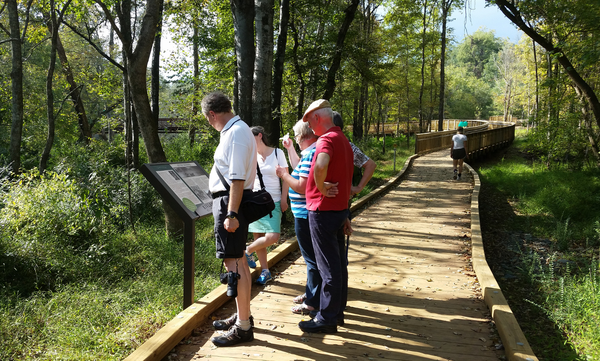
[170,150,504,361]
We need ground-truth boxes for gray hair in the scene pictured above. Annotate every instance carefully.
[201,91,232,115]
[313,107,333,121]
[292,119,316,142]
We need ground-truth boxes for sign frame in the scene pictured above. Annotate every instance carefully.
[140,161,214,308]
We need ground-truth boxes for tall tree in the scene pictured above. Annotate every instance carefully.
[322,0,359,100]
[231,0,255,124]
[252,0,274,136]
[6,0,32,174]
[271,0,289,142]
[40,0,73,173]
[437,0,455,131]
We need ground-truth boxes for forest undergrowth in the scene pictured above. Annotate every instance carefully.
[474,129,600,361]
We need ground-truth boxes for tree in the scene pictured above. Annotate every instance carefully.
[493,0,600,163]
[252,0,274,137]
[40,0,73,174]
[6,0,33,174]
[271,0,289,143]
[322,0,360,100]
[231,0,255,123]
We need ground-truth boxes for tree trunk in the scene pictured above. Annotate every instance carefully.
[418,0,428,133]
[253,0,274,135]
[290,19,305,120]
[438,0,452,131]
[98,0,181,236]
[352,97,359,141]
[40,2,60,174]
[231,0,255,124]
[55,34,92,143]
[8,0,24,174]
[322,0,360,100]
[189,24,200,147]
[271,0,289,141]
[151,0,164,123]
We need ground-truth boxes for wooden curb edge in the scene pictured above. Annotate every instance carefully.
[124,154,418,361]
[465,163,539,361]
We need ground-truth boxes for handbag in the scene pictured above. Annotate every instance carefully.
[215,163,275,223]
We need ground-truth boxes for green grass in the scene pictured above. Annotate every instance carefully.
[0,222,221,361]
[477,129,600,360]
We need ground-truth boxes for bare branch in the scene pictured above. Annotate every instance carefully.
[93,0,125,46]
[21,0,34,42]
[62,20,125,71]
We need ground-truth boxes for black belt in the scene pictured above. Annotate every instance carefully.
[211,189,254,199]
[211,191,228,199]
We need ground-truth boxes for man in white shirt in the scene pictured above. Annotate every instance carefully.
[203,92,256,346]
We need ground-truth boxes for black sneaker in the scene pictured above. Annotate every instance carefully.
[213,313,254,330]
[298,318,337,333]
[211,324,254,347]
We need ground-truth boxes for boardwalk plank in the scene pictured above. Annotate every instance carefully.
[169,151,503,361]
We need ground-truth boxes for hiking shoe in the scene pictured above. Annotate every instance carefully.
[245,252,256,268]
[213,313,254,330]
[453,169,458,180]
[211,324,254,347]
[255,269,272,285]
[457,174,462,180]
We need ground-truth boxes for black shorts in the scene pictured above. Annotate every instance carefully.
[213,195,249,259]
[452,148,466,160]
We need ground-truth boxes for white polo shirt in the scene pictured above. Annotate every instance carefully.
[209,116,257,192]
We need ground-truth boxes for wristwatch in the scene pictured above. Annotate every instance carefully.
[226,211,238,219]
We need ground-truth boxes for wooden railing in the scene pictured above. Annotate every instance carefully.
[415,120,515,157]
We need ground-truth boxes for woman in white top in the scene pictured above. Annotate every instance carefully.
[451,126,469,180]
[245,126,289,284]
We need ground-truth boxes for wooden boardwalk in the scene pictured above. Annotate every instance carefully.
[169,151,503,361]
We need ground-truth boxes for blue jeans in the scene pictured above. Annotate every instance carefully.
[308,209,349,325]
[295,217,321,309]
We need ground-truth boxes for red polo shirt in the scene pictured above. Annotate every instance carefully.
[306,126,354,211]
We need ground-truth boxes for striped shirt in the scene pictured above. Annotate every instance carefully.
[289,143,316,219]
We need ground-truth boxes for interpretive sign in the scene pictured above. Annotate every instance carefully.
[141,161,213,221]
[141,161,214,308]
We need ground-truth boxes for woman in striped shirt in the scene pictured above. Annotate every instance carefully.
[276,120,320,315]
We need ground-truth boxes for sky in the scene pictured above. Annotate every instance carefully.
[449,0,523,43]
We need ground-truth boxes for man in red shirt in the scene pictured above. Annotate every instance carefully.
[299,99,354,333]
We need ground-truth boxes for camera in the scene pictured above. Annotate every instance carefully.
[220,271,240,298]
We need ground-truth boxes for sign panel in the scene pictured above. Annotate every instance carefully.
[141,161,213,221]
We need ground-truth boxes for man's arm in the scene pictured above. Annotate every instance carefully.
[314,153,338,197]
[351,158,376,196]
[224,179,244,232]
